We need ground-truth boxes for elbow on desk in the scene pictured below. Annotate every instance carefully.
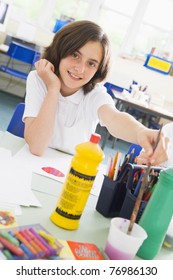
[28,145,45,157]
[24,136,45,157]
[29,147,45,157]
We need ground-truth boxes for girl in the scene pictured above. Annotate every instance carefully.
[23,20,169,165]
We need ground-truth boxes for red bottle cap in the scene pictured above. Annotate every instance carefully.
[90,133,101,144]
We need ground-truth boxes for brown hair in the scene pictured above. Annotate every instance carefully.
[42,20,111,94]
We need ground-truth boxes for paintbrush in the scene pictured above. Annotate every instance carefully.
[127,124,163,235]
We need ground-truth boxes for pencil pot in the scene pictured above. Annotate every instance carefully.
[118,165,162,223]
[119,189,147,223]
[96,163,137,218]
[95,175,127,217]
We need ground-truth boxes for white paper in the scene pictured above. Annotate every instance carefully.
[0,142,41,207]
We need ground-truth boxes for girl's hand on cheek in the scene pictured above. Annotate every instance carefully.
[35,59,61,92]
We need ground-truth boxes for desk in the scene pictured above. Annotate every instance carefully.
[112,89,173,123]
[0,131,173,260]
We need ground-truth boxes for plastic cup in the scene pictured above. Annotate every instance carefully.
[104,217,147,260]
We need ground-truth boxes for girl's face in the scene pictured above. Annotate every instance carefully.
[59,41,103,96]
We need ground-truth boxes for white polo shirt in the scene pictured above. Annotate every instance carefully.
[23,70,114,154]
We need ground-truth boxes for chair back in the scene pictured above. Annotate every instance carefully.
[7,103,25,138]
[6,41,40,65]
[104,82,125,97]
[127,143,142,158]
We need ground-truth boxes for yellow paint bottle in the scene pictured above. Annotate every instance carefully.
[50,133,104,230]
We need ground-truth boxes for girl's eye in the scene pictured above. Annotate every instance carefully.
[71,52,79,59]
[88,61,96,68]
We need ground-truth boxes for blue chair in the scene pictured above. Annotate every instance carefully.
[104,82,125,98]
[7,103,25,138]
[127,143,142,158]
[104,81,146,129]
[101,82,128,149]
[53,19,69,33]
[0,41,40,80]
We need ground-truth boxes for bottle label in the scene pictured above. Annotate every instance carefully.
[55,167,95,220]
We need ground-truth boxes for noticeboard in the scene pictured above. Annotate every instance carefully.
[144,54,172,74]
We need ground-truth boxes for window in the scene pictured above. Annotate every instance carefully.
[98,0,140,55]
[11,0,45,24]
[99,0,173,58]
[11,0,90,31]
[135,0,173,57]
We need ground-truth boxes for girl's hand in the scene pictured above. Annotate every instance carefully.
[136,128,170,166]
[35,59,61,92]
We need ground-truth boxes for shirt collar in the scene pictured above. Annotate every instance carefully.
[59,88,84,104]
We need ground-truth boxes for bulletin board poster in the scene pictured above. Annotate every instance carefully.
[144,54,172,74]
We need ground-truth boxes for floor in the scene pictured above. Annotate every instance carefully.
[0,90,130,164]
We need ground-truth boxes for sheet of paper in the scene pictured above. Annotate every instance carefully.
[12,144,72,197]
[0,146,41,207]
[14,143,72,177]
[14,143,73,184]
[0,160,41,207]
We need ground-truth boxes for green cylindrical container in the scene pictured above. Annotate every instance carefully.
[137,168,173,259]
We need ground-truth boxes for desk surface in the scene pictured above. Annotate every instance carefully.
[112,90,173,122]
[0,131,173,260]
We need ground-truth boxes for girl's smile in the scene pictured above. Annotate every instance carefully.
[67,70,82,81]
